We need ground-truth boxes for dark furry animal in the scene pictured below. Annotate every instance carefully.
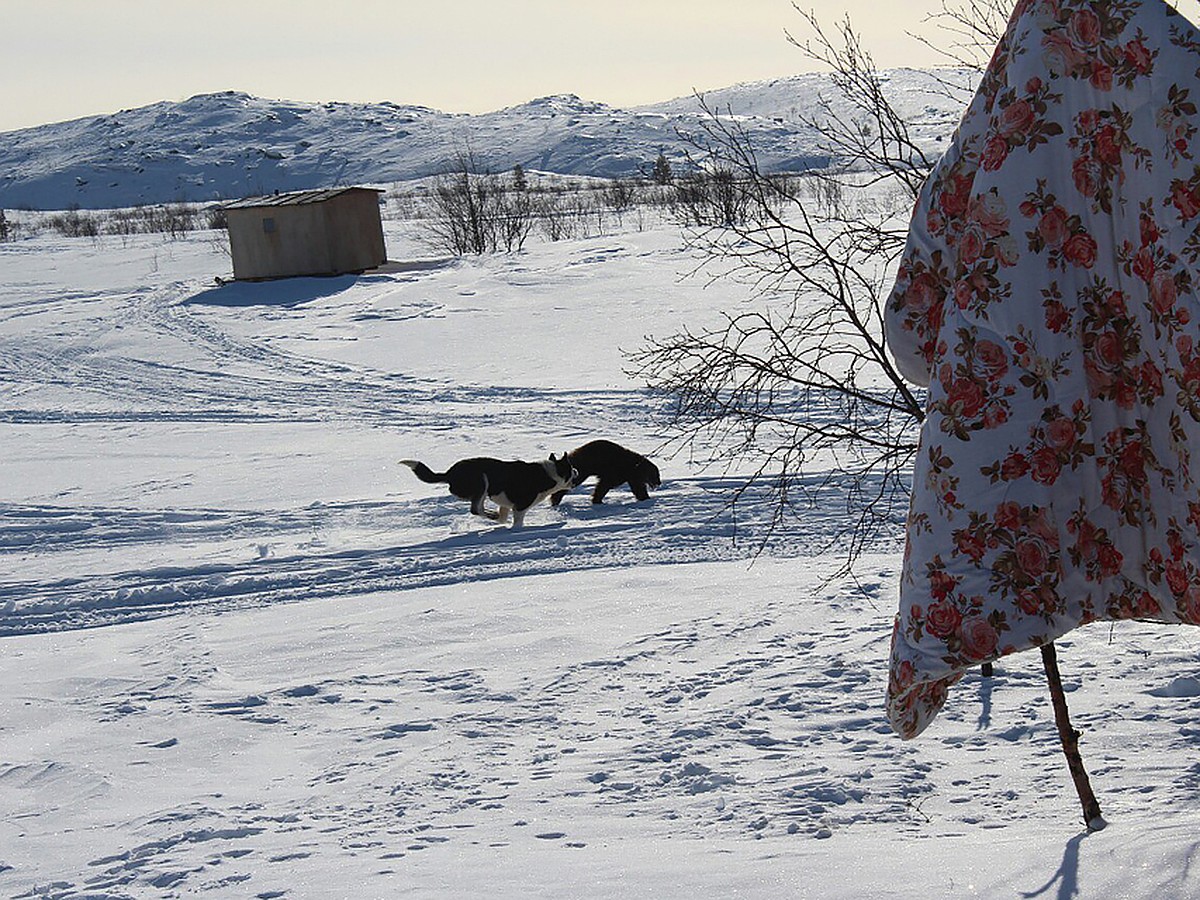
[550,439,662,506]
[400,454,575,528]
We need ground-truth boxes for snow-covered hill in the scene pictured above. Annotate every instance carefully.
[0,68,972,210]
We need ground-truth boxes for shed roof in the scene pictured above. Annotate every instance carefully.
[224,187,382,210]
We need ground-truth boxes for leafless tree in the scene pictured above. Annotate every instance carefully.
[497,170,535,253]
[628,1,1008,568]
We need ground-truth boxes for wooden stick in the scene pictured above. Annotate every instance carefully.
[1041,641,1106,831]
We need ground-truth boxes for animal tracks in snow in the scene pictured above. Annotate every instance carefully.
[0,474,857,636]
[8,232,1200,897]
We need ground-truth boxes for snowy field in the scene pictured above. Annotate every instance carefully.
[3,215,1200,898]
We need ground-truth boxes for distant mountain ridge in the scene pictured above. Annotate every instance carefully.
[0,69,972,210]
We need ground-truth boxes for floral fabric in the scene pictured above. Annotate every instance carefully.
[885,0,1200,738]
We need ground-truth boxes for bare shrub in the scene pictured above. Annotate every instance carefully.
[48,210,99,238]
[426,152,535,255]
[603,178,640,213]
[205,205,227,231]
[670,167,757,228]
[534,192,576,242]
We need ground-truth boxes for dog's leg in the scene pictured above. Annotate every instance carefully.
[591,479,618,504]
[511,507,526,528]
[630,480,650,501]
[497,505,510,523]
[470,473,500,519]
[471,495,500,519]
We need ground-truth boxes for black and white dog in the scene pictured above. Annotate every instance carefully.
[550,439,662,506]
[400,454,576,528]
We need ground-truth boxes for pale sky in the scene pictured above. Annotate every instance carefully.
[3,0,1196,134]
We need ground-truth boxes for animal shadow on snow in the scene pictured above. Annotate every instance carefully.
[411,474,775,540]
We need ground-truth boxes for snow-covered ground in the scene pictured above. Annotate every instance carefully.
[3,215,1200,898]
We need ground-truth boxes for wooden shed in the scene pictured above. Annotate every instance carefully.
[224,187,387,281]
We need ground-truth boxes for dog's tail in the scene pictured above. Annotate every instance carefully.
[399,459,448,484]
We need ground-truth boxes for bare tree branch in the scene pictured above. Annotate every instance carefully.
[629,7,1007,572]
[911,0,1013,74]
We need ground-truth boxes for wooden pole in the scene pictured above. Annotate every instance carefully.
[1041,641,1106,831]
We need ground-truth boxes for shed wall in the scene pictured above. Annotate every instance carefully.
[228,204,330,280]
[325,192,387,274]
[227,189,386,280]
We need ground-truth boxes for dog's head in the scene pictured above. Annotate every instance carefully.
[640,458,662,490]
[549,452,577,486]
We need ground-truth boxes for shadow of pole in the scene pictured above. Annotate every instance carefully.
[1020,832,1087,899]
[976,665,994,731]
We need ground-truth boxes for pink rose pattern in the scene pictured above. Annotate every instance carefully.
[885,0,1200,739]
